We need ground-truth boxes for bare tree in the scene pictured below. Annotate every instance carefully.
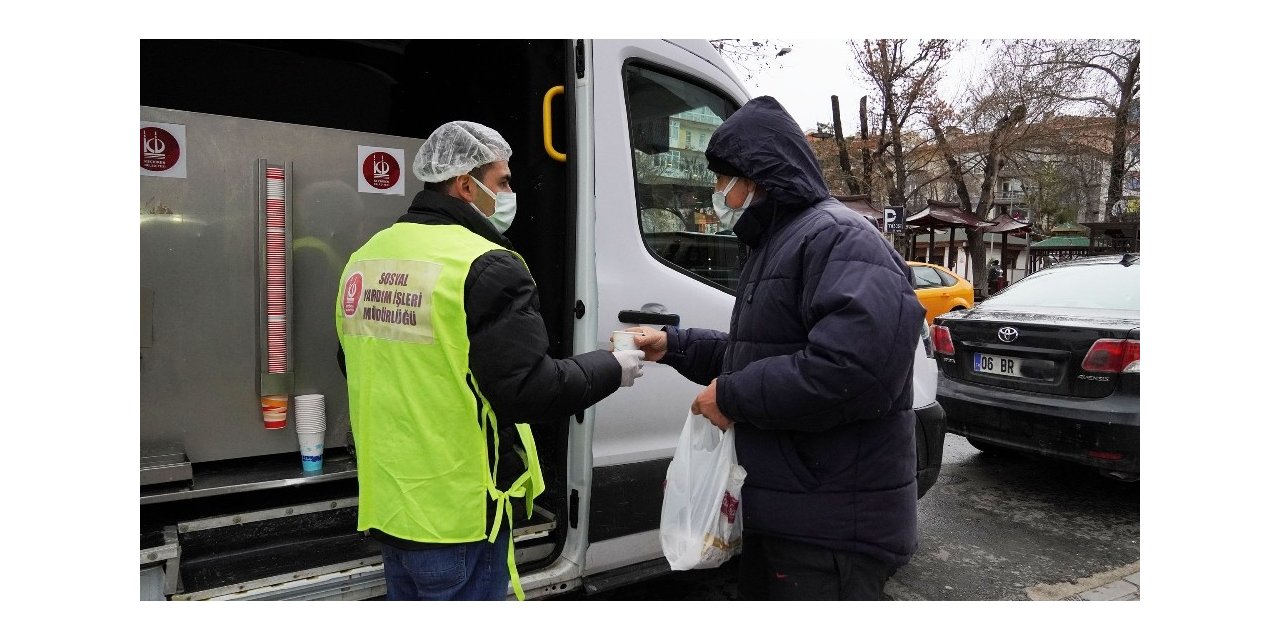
[922,39,1126,293]
[929,102,1027,295]
[1021,158,1097,235]
[859,96,874,194]
[830,96,862,194]
[853,39,956,211]
[709,39,793,82]
[1000,39,1139,221]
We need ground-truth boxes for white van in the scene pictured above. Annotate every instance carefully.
[140,39,944,600]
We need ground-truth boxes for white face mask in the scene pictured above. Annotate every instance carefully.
[470,175,518,234]
[712,176,754,230]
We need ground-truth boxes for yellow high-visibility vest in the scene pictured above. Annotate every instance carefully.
[336,222,544,599]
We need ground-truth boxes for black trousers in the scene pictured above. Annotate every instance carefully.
[737,532,895,600]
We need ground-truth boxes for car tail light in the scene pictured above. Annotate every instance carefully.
[932,324,955,356]
[1081,339,1140,373]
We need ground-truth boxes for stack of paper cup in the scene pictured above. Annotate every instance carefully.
[294,394,327,472]
[266,227,287,374]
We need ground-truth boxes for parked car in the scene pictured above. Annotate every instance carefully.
[908,261,974,325]
[913,319,946,498]
[931,254,1139,480]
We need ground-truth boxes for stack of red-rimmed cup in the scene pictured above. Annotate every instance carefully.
[265,167,287,374]
[266,228,286,373]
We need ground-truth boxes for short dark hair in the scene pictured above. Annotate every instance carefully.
[424,165,490,194]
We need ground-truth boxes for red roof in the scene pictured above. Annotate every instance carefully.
[906,200,989,229]
[835,195,882,221]
[986,213,1031,234]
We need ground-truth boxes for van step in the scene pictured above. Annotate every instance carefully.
[512,504,556,543]
[176,501,378,595]
[582,558,670,595]
[168,495,557,597]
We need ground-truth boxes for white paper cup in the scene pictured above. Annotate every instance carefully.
[294,395,327,468]
[297,429,325,471]
[612,330,638,352]
[294,394,326,433]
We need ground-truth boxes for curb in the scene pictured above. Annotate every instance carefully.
[1025,562,1140,601]
[1073,571,1139,601]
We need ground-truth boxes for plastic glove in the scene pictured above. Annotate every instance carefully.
[611,349,646,387]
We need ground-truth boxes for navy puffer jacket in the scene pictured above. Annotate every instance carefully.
[659,96,924,567]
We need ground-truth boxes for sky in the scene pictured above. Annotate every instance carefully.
[741,39,993,134]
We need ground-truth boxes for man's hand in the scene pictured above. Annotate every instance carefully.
[611,349,646,387]
[691,378,734,431]
[614,326,668,362]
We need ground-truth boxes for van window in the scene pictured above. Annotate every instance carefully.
[623,63,741,293]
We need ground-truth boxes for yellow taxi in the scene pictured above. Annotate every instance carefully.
[907,261,974,324]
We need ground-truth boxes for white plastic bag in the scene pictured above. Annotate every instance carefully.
[660,411,747,570]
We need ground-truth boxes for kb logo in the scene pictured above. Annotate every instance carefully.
[362,151,400,190]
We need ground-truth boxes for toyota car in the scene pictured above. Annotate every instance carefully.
[931,254,1140,480]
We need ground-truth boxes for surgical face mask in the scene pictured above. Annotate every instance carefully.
[711,177,754,229]
[470,175,518,234]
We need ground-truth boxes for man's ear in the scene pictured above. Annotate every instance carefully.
[454,174,476,203]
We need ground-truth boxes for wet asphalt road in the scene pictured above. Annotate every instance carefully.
[557,433,1139,601]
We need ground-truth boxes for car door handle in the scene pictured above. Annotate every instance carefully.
[618,310,680,326]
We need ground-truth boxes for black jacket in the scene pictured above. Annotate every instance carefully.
[660,96,924,567]
[340,190,621,546]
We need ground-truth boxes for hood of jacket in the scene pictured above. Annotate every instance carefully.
[704,96,831,245]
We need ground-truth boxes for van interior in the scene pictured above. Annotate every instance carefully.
[141,40,581,595]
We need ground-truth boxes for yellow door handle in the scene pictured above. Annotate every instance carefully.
[543,86,567,163]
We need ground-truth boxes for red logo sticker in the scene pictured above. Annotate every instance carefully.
[140,127,181,172]
[362,152,401,190]
[342,272,363,317]
[720,491,740,524]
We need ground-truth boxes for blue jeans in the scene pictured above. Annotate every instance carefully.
[380,528,510,601]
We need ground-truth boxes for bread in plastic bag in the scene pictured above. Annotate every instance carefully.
[660,411,747,570]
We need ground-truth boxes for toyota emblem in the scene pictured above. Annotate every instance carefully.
[997,327,1019,343]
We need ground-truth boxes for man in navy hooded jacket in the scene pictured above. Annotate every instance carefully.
[630,96,924,600]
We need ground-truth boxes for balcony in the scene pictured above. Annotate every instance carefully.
[992,190,1026,204]
[675,111,722,126]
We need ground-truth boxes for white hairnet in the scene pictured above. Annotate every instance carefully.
[412,121,513,183]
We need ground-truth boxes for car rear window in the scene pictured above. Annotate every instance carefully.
[982,262,1139,311]
[912,266,944,288]
[934,267,958,286]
